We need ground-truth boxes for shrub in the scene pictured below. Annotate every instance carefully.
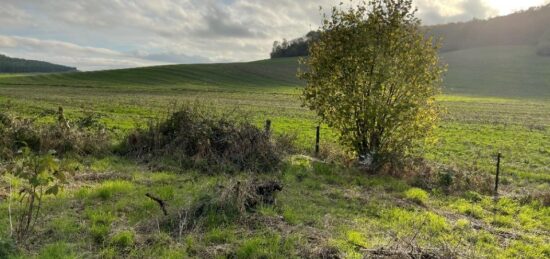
[300,0,445,169]
[122,105,287,173]
[404,188,429,205]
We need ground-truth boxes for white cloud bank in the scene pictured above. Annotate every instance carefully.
[0,0,548,71]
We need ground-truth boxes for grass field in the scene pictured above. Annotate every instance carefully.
[0,45,549,258]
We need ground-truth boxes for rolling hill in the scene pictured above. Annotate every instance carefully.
[0,54,77,73]
[0,45,549,98]
[441,45,550,97]
[0,57,300,89]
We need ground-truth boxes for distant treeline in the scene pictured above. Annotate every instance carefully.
[0,54,77,73]
[270,31,319,58]
[271,4,550,58]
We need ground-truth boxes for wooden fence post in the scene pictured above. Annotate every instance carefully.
[265,120,271,135]
[315,126,320,155]
[494,152,501,198]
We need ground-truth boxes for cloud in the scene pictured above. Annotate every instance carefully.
[0,3,30,27]
[0,0,546,70]
[193,3,265,38]
[416,0,497,24]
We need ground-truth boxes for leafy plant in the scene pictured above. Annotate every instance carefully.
[300,0,445,169]
[6,148,66,241]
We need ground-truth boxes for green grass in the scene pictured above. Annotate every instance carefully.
[404,188,429,205]
[0,155,547,258]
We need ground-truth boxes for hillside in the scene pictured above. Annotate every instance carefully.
[1,46,549,98]
[0,58,300,89]
[0,54,77,73]
[428,4,550,53]
[442,45,550,97]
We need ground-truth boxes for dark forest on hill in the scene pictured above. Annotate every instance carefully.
[0,54,77,73]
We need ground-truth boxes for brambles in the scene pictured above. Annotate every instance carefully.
[122,106,288,173]
[0,110,110,159]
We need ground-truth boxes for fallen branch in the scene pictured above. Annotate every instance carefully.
[146,193,168,216]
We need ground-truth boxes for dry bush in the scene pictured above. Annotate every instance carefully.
[0,111,110,159]
[397,159,493,195]
[122,106,290,173]
[518,186,550,206]
[316,142,354,166]
[152,178,283,238]
[39,124,110,156]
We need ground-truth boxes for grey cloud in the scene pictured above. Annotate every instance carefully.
[0,3,30,27]
[416,0,497,25]
[193,4,263,38]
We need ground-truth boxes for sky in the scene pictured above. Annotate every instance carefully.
[0,0,549,71]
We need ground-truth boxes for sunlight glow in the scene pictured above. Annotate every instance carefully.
[485,0,547,15]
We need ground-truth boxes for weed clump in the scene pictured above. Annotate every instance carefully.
[122,106,288,173]
[111,230,135,248]
[404,188,429,205]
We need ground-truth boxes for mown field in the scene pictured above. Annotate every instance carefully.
[0,46,549,258]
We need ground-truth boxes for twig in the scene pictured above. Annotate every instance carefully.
[8,182,13,237]
[146,193,168,216]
